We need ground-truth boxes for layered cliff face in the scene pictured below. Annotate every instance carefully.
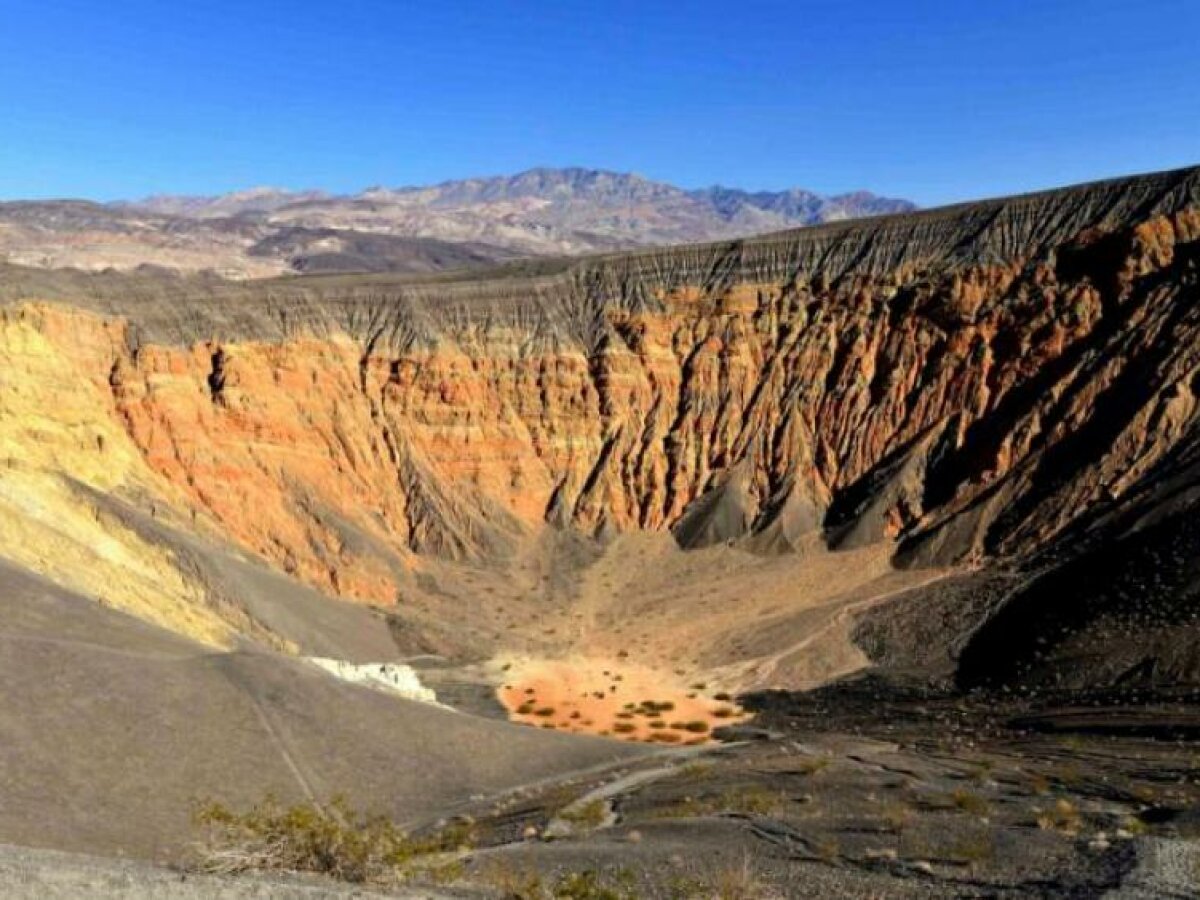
[2,166,1199,686]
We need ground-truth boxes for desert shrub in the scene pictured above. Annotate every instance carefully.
[651,784,783,818]
[534,707,556,717]
[881,801,914,833]
[950,788,990,816]
[682,721,710,734]
[944,833,995,865]
[558,799,609,830]
[811,836,840,862]
[613,722,637,734]
[1035,798,1082,834]
[1121,815,1149,836]
[722,785,784,816]
[477,856,544,898]
[709,853,777,899]
[1026,773,1051,795]
[639,700,675,714]
[553,868,637,899]
[648,731,683,743]
[794,755,831,775]
[676,762,714,781]
[967,761,994,783]
[664,872,707,899]
[712,707,736,719]
[190,795,472,883]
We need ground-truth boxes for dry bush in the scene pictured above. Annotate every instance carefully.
[966,765,994,784]
[651,784,784,818]
[949,788,990,816]
[676,762,715,781]
[881,801,915,833]
[639,700,675,714]
[477,856,544,898]
[1035,798,1082,834]
[1026,773,1051,795]
[190,795,471,883]
[709,853,778,899]
[724,785,785,816]
[794,755,831,776]
[648,731,683,743]
[557,799,609,830]
[944,833,995,866]
[1120,815,1149,836]
[811,836,840,862]
[553,868,638,899]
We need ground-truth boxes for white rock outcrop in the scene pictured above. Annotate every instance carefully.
[306,658,443,707]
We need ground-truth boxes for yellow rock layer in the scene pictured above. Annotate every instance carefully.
[0,306,234,647]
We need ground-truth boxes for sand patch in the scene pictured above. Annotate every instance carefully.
[495,656,748,744]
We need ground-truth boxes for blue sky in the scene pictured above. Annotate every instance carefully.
[2,0,1197,206]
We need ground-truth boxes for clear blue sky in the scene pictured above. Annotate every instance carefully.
[2,0,1197,206]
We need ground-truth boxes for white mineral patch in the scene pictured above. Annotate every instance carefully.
[305,657,445,707]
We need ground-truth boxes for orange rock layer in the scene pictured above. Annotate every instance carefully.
[3,175,1199,614]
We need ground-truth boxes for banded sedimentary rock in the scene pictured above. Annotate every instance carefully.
[1,166,1198,639]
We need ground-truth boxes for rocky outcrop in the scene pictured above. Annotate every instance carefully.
[2,165,1199,684]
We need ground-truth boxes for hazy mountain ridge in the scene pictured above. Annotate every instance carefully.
[97,167,915,266]
[125,167,913,227]
[0,169,911,278]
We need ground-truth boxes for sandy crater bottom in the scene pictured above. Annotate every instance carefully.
[495,656,749,744]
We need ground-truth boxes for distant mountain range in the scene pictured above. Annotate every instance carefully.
[0,168,915,278]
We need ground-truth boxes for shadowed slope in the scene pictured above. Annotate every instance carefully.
[0,559,644,859]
